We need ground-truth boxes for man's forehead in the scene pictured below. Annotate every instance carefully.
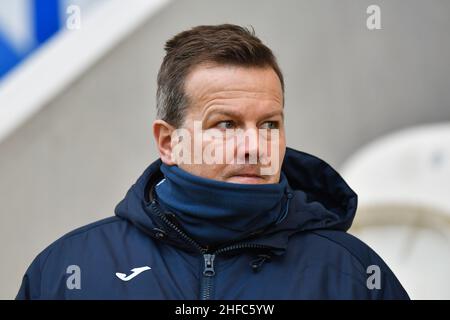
[184,64,283,104]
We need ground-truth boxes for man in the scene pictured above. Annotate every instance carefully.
[17,24,409,299]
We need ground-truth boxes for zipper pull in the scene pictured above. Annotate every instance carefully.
[251,254,272,273]
[203,254,216,276]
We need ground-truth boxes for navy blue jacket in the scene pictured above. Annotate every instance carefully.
[16,148,409,299]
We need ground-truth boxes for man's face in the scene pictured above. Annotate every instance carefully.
[156,64,286,184]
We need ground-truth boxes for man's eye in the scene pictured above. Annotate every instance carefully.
[260,121,279,129]
[216,120,235,129]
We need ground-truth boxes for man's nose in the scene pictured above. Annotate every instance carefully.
[235,126,260,164]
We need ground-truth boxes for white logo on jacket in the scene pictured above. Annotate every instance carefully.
[115,266,151,281]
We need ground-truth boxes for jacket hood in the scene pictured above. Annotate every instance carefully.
[115,147,358,255]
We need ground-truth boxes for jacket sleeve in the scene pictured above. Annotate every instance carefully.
[357,244,410,300]
[370,266,410,300]
[16,250,50,300]
[313,230,410,300]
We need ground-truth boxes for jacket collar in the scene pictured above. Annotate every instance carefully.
[115,147,358,256]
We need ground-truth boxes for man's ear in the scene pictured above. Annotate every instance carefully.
[153,119,177,165]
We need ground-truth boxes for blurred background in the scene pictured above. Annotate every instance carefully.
[0,0,449,299]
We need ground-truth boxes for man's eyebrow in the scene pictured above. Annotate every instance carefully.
[203,109,284,121]
[261,110,284,120]
[204,109,241,118]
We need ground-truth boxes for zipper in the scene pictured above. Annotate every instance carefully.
[199,243,272,300]
[201,254,216,300]
[150,200,272,300]
[150,201,205,253]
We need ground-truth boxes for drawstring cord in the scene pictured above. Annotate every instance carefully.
[275,191,293,225]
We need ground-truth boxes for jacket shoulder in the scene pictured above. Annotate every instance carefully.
[16,216,126,299]
[309,229,410,299]
[311,229,381,268]
[53,216,123,243]
[33,216,126,267]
